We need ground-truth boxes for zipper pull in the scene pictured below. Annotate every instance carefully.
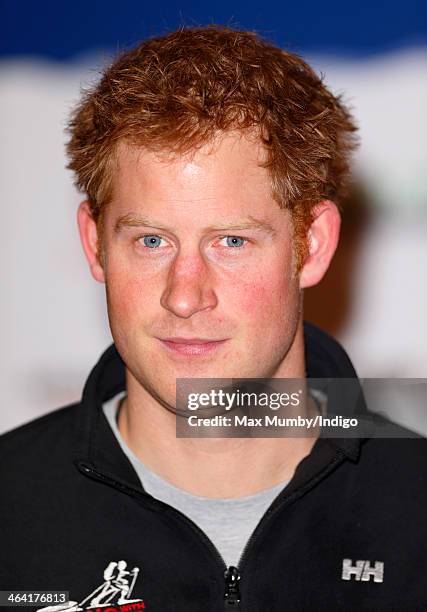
[224,566,241,608]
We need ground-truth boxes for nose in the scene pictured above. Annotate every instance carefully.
[160,251,218,319]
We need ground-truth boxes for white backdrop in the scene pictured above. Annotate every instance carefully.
[1,50,426,434]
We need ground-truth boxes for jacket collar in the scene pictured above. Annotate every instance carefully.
[74,322,366,487]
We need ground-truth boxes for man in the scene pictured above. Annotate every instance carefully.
[0,26,425,611]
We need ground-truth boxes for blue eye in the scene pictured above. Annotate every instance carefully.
[224,236,246,247]
[143,235,163,248]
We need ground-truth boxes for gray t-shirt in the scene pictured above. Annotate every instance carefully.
[103,393,289,567]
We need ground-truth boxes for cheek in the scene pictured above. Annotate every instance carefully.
[106,266,151,322]
[230,272,294,323]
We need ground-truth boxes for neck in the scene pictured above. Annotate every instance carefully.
[117,318,319,498]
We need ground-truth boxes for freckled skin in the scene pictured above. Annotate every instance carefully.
[100,132,303,410]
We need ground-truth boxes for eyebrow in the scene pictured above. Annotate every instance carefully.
[114,213,277,236]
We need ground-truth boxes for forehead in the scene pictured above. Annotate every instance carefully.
[114,131,266,184]
[107,132,286,227]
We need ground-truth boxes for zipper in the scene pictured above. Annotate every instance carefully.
[78,462,242,607]
[224,566,241,609]
[76,462,229,590]
[77,447,344,611]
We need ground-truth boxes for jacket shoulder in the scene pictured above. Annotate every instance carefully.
[352,423,427,506]
[361,425,427,466]
[0,403,80,462]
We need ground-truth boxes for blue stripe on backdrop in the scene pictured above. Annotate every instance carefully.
[1,0,427,60]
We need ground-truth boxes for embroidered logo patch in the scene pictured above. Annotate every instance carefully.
[341,558,384,583]
[36,560,145,611]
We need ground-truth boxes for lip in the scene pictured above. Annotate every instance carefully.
[157,337,229,356]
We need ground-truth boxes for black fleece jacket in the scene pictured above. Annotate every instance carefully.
[0,322,426,611]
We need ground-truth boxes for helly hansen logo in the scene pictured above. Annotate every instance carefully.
[341,559,384,583]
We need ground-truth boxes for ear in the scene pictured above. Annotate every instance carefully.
[299,200,341,289]
[77,201,105,283]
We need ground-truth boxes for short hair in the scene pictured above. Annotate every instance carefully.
[66,26,358,269]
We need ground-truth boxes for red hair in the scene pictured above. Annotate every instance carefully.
[66,26,358,268]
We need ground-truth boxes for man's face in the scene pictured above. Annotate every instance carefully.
[99,132,303,407]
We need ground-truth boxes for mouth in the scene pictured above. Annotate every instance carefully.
[157,337,229,356]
